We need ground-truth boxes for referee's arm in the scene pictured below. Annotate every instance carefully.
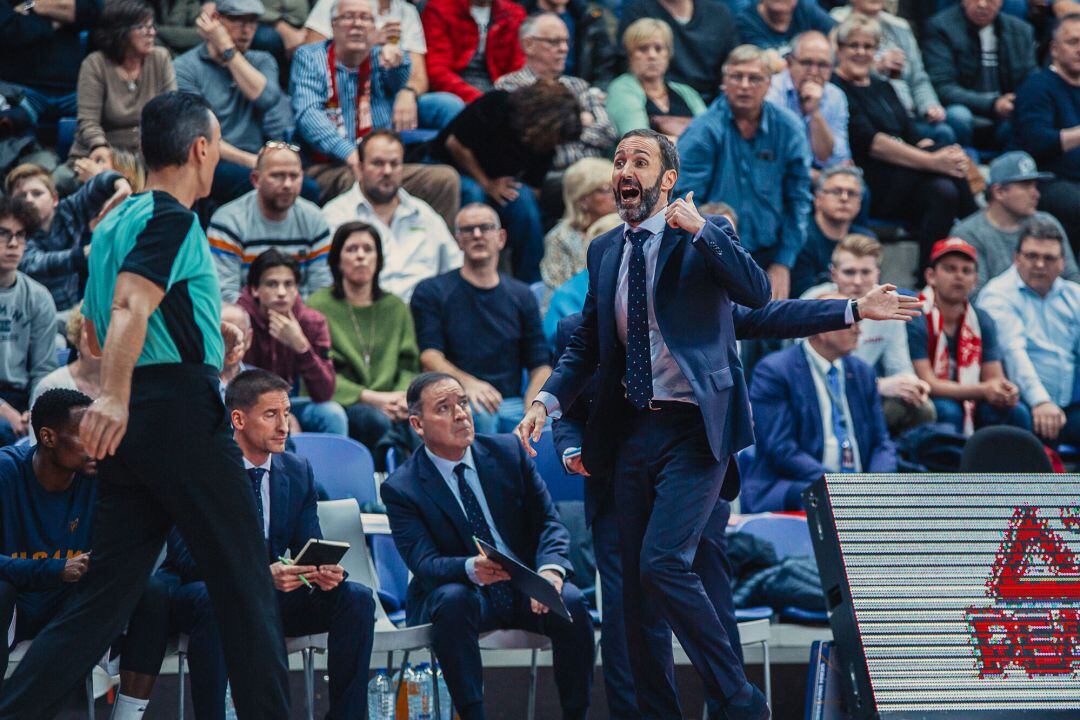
[81,272,165,460]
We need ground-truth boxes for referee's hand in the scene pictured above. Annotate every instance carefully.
[80,395,129,460]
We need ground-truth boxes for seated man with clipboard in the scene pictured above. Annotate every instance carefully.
[116,370,376,720]
[383,372,594,720]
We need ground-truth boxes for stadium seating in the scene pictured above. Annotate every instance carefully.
[291,433,377,505]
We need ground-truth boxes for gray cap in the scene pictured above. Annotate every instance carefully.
[216,0,265,17]
[988,151,1055,186]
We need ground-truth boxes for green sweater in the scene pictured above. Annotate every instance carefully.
[307,288,419,406]
[604,73,707,137]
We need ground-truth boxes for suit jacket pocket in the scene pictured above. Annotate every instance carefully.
[707,367,734,391]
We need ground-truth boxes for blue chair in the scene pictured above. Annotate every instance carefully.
[734,514,828,624]
[399,129,439,146]
[530,430,583,503]
[55,347,71,367]
[290,433,377,505]
[56,117,76,162]
[371,534,409,626]
[529,281,546,312]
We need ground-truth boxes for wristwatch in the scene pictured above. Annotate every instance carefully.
[221,47,238,62]
[850,298,862,323]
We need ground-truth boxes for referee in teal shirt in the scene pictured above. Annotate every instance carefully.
[0,93,290,719]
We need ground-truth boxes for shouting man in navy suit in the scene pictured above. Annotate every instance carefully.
[518,128,860,719]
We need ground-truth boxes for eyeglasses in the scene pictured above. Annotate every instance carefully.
[840,41,879,52]
[530,36,570,47]
[724,72,768,86]
[819,187,863,199]
[333,12,375,25]
[793,57,832,71]
[129,20,156,34]
[0,228,27,246]
[1019,250,1063,265]
[457,223,498,236]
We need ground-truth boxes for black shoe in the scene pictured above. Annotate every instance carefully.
[723,685,769,720]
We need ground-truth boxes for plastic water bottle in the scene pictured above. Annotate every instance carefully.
[224,681,238,720]
[394,664,416,719]
[415,663,434,719]
[434,663,453,719]
[367,669,394,720]
[406,664,425,720]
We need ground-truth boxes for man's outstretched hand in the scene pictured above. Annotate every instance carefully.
[515,401,548,457]
[856,284,922,322]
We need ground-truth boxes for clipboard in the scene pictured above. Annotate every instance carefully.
[475,537,573,622]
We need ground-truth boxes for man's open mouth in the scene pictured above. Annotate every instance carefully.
[619,184,641,203]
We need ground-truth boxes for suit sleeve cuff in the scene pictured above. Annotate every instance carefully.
[537,564,565,578]
[465,556,481,585]
[561,448,581,473]
[534,391,561,420]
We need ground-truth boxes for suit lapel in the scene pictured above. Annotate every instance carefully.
[792,349,826,454]
[416,452,475,550]
[268,457,289,559]
[598,231,624,350]
[470,442,508,544]
[654,224,685,299]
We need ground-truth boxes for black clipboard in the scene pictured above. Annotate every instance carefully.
[292,539,350,568]
[475,537,572,622]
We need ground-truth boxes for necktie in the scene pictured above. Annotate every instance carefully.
[247,467,267,535]
[625,229,654,410]
[454,463,514,619]
[826,366,857,473]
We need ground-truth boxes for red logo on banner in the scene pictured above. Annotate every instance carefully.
[966,507,1080,677]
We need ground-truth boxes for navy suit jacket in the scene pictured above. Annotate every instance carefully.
[541,215,772,494]
[742,345,897,513]
[551,297,855,522]
[382,434,573,620]
[164,451,322,583]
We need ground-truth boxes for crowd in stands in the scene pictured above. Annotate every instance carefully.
[1,0,1080,713]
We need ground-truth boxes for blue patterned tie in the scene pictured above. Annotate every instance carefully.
[625,229,654,410]
[454,463,514,620]
[826,366,856,473]
[247,467,267,536]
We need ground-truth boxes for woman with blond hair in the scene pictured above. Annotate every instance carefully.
[539,157,617,298]
[606,18,707,139]
[543,211,622,342]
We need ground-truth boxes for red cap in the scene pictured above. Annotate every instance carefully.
[929,237,978,266]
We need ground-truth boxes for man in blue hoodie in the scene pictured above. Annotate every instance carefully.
[0,388,95,689]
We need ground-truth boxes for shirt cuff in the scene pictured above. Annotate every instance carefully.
[844,300,855,325]
[537,564,565,579]
[534,391,561,420]
[561,448,581,473]
[465,556,480,585]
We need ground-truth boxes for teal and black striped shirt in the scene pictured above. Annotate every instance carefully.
[83,191,224,369]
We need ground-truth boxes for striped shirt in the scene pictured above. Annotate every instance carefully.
[207,190,333,302]
[290,40,411,163]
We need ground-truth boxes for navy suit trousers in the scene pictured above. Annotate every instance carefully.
[614,405,748,718]
[417,581,594,720]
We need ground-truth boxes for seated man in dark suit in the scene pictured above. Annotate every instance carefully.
[743,294,898,512]
[116,369,376,720]
[383,371,594,720]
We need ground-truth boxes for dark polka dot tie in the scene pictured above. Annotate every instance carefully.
[625,229,654,410]
[454,463,514,620]
[247,467,267,536]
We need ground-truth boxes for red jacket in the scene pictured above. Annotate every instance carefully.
[237,288,337,404]
[421,0,526,102]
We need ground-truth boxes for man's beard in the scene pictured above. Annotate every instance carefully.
[616,176,663,224]
[364,181,398,205]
